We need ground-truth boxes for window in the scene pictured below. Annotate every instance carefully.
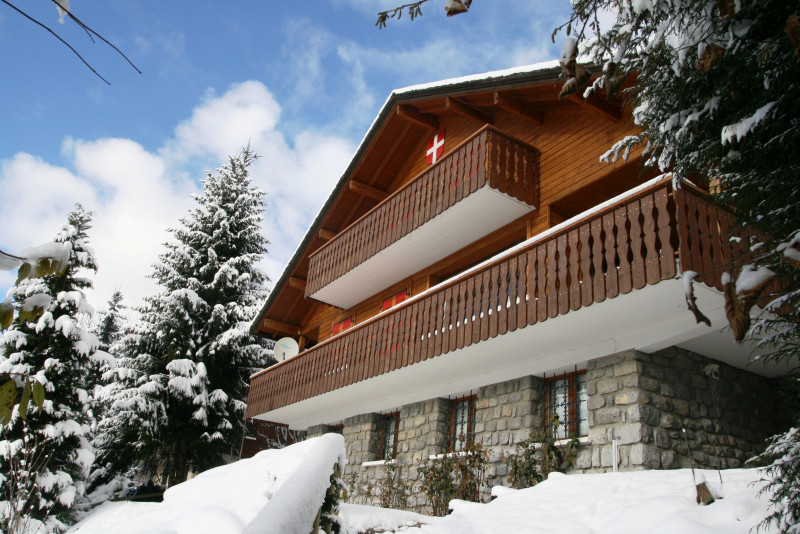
[381,290,408,312]
[331,317,353,336]
[449,396,476,452]
[545,371,588,439]
[378,413,399,460]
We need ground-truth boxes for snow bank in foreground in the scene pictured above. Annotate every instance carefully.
[69,435,345,534]
[404,469,774,534]
[243,433,344,534]
[70,438,775,534]
[339,503,430,533]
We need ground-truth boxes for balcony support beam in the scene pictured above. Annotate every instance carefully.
[567,93,621,122]
[396,104,439,130]
[262,318,301,336]
[288,277,307,292]
[494,92,543,125]
[319,229,336,241]
[445,97,493,125]
[349,180,389,202]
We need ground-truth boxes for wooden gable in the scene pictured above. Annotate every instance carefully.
[253,63,649,347]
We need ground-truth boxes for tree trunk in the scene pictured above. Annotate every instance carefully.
[167,440,190,487]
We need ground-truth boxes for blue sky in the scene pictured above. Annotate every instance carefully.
[0,0,571,310]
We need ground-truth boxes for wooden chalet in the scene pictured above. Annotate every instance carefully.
[245,61,788,508]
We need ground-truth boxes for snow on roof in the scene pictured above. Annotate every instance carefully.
[394,60,561,95]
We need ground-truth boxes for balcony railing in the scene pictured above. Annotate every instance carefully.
[247,180,746,419]
[305,127,541,299]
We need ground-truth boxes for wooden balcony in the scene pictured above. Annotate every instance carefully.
[306,127,541,309]
[247,180,756,427]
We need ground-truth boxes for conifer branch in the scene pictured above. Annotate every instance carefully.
[376,0,432,29]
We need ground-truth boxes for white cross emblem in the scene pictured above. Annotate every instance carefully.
[426,130,446,164]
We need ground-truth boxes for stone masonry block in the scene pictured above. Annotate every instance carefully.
[596,378,620,395]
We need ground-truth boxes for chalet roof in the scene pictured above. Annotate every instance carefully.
[251,60,571,336]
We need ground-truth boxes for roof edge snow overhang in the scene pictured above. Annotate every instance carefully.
[250,61,578,335]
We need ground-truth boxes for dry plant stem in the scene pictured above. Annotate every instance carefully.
[0,0,110,84]
[47,0,141,73]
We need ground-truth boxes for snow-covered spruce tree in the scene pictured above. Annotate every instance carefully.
[96,148,271,487]
[87,290,124,408]
[0,205,100,533]
[555,0,800,342]
[554,1,800,529]
[94,289,125,353]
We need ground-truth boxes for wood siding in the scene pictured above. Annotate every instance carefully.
[246,181,744,418]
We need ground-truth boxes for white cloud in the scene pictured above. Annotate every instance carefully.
[0,154,98,251]
[65,137,198,306]
[0,81,354,311]
[167,81,283,163]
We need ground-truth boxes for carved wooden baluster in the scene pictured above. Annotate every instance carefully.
[603,212,619,299]
[487,265,498,338]
[537,244,548,322]
[480,270,492,341]
[641,194,660,284]
[440,287,452,355]
[499,263,510,336]
[615,207,631,294]
[579,223,593,305]
[567,228,581,310]
[591,218,605,302]
[628,200,646,289]
[655,187,676,280]
[685,192,705,281]
[696,199,715,286]
[557,233,569,315]
[527,249,538,325]
[505,258,517,333]
[448,286,459,349]
[546,239,558,318]
[516,252,528,329]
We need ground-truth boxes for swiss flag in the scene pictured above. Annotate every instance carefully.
[426,130,446,165]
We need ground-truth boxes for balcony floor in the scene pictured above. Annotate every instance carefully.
[309,188,535,309]
[256,279,787,429]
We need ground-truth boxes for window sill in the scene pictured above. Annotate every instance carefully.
[533,436,590,449]
[428,451,473,460]
[361,459,396,467]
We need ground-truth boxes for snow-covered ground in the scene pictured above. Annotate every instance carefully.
[69,435,777,534]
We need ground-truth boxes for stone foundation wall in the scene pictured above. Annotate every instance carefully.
[581,347,785,472]
[475,375,545,487]
[306,347,784,514]
[339,377,543,513]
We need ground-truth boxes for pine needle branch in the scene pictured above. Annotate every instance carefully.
[376,0,432,29]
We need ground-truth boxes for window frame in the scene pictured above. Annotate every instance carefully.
[448,395,477,452]
[545,370,588,439]
[380,289,409,312]
[378,412,400,461]
[331,316,353,336]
